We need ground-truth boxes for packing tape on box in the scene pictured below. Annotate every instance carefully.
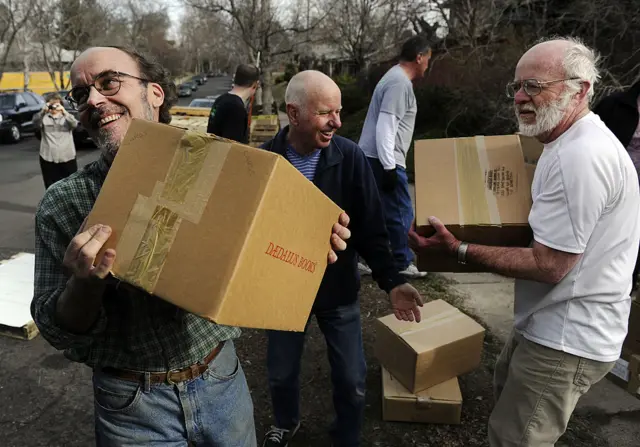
[453,136,501,225]
[395,312,471,353]
[115,132,232,292]
[394,309,460,336]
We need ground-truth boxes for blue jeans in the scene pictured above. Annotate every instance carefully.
[366,157,414,270]
[93,341,256,446]
[267,301,366,447]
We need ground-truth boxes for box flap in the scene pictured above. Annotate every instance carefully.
[377,300,485,353]
[86,119,276,317]
[518,134,544,166]
[414,135,532,227]
[382,367,462,403]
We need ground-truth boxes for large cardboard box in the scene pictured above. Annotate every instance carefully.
[381,367,462,425]
[374,299,485,393]
[623,299,640,355]
[85,119,342,332]
[413,135,543,272]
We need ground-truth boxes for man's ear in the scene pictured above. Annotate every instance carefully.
[149,82,165,108]
[578,80,591,101]
[286,103,298,126]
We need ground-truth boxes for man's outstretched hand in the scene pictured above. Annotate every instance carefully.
[328,212,351,264]
[408,216,459,255]
[390,283,424,322]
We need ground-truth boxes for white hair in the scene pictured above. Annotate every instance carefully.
[563,37,600,101]
[536,36,601,101]
[284,73,308,107]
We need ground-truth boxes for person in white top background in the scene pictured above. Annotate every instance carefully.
[33,92,79,189]
[409,36,640,446]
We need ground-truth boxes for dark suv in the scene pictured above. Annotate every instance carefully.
[37,91,93,148]
[0,91,46,143]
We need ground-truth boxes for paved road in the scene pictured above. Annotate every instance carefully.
[176,75,232,107]
[0,76,232,446]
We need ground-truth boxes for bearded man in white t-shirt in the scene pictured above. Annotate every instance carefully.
[409,37,640,446]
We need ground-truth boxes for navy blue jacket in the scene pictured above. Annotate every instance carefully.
[262,126,406,311]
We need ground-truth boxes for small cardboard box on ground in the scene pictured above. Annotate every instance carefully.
[413,134,544,272]
[381,367,462,425]
[374,299,485,393]
[85,119,342,332]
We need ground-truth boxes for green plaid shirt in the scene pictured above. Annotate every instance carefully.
[32,153,241,371]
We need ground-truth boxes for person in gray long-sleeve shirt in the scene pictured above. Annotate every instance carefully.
[33,93,78,188]
[357,35,432,279]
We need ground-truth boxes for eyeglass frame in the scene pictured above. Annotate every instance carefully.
[505,77,582,98]
[65,70,150,108]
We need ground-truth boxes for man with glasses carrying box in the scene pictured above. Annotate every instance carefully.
[31,46,352,446]
[409,37,640,446]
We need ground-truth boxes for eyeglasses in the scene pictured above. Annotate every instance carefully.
[506,78,581,98]
[66,70,149,108]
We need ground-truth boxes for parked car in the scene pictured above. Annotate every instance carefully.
[183,80,198,91]
[177,84,193,97]
[188,98,216,109]
[0,90,46,143]
[35,91,94,148]
[191,75,205,85]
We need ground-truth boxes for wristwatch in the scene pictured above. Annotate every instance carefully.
[457,242,469,264]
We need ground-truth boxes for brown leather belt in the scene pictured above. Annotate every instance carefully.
[101,342,224,385]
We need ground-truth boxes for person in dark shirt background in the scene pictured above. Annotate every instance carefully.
[207,64,260,143]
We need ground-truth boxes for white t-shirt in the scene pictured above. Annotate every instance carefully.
[514,112,640,362]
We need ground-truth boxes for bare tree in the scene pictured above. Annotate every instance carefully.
[185,0,328,114]
[323,0,418,72]
[179,8,243,75]
[27,0,111,90]
[0,0,38,83]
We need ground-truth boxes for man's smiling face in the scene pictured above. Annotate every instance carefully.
[70,47,163,157]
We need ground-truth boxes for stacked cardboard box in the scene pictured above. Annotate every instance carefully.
[413,134,544,273]
[375,300,486,424]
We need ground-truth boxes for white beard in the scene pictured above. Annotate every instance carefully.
[517,92,573,138]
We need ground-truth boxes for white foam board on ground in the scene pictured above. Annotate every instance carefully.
[0,252,35,328]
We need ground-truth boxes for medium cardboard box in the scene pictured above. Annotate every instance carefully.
[381,367,462,425]
[413,135,543,272]
[85,119,343,332]
[623,299,640,355]
[374,299,485,393]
